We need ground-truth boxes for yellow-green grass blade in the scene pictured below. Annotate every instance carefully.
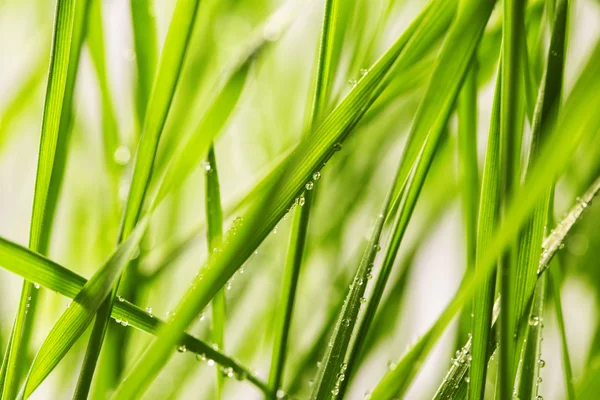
[205,144,226,399]
[2,0,78,397]
[21,218,148,398]
[369,45,600,399]
[130,0,158,128]
[112,1,458,397]
[0,234,270,394]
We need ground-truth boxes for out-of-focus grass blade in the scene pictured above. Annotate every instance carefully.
[0,53,47,154]
[130,0,158,127]
[0,235,270,395]
[112,1,459,397]
[549,263,575,400]
[21,218,148,398]
[87,0,120,179]
[2,1,78,397]
[205,145,226,399]
[370,43,600,399]
[268,0,338,395]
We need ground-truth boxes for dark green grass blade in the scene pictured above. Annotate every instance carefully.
[369,44,600,399]
[267,0,338,395]
[111,2,458,397]
[0,235,270,395]
[21,218,148,398]
[2,1,78,397]
[468,64,502,400]
[205,144,226,399]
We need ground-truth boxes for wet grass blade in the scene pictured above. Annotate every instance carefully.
[267,0,338,395]
[0,235,270,395]
[112,1,458,397]
[369,43,600,399]
[2,1,78,397]
[468,65,502,400]
[205,145,225,399]
[21,218,148,398]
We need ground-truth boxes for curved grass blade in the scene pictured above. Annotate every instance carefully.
[112,1,459,397]
[2,1,78,397]
[205,145,226,399]
[20,218,148,398]
[267,0,338,395]
[0,235,270,395]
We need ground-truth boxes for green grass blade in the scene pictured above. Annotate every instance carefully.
[0,235,270,395]
[205,144,225,399]
[267,0,338,395]
[457,63,479,346]
[111,1,458,396]
[370,44,600,399]
[2,1,78,397]
[516,273,546,400]
[21,218,148,398]
[75,0,202,389]
[498,0,527,394]
[468,64,502,400]
[87,0,120,178]
[130,0,158,127]
[549,264,575,399]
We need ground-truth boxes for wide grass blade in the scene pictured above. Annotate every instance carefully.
[2,0,78,397]
[21,218,148,398]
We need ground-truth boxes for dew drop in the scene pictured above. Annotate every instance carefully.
[34,283,40,289]
[207,359,215,367]
[529,316,540,326]
[360,68,369,77]
[276,389,285,399]
[348,79,358,87]
[299,196,306,206]
[539,359,545,368]
[145,307,153,317]
[333,143,342,152]
[313,171,321,181]
[305,181,314,190]
[113,145,131,165]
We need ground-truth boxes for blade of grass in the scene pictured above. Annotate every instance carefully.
[130,0,158,128]
[457,62,479,346]
[338,0,496,395]
[549,262,575,399]
[0,235,270,395]
[205,144,226,399]
[20,218,148,398]
[75,0,202,394]
[112,1,459,396]
[468,63,502,400]
[1,1,78,397]
[267,0,338,396]
[369,45,600,399]
[497,0,527,394]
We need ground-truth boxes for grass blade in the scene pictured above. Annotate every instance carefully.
[267,0,339,395]
[21,218,148,398]
[2,1,78,397]
[205,144,226,399]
